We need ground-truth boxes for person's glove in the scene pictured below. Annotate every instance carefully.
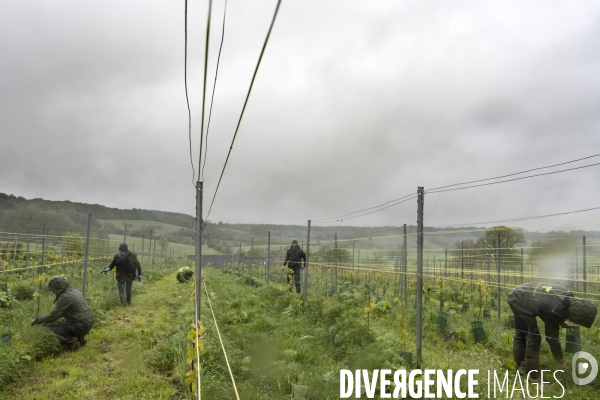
[101,268,110,274]
[137,275,142,282]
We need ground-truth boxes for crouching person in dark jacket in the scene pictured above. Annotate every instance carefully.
[176,266,194,283]
[102,243,142,307]
[507,281,597,381]
[31,276,94,351]
[283,240,306,294]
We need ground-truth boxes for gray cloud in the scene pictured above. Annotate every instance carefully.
[1,0,600,231]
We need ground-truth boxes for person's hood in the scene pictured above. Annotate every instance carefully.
[48,275,69,294]
[568,298,598,328]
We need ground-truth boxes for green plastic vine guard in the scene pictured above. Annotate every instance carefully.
[471,320,486,343]
[400,351,413,366]
[0,283,7,293]
[462,302,470,312]
[1,333,11,346]
[508,316,515,329]
[482,309,491,319]
[565,326,581,354]
[437,311,449,330]
[490,298,496,308]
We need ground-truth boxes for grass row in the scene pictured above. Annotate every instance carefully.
[0,263,195,399]
[196,266,599,399]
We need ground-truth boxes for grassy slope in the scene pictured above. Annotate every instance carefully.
[4,266,598,399]
[97,219,189,234]
[106,234,222,256]
[197,268,599,399]
[2,271,193,400]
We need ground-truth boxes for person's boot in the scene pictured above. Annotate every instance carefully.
[68,340,81,351]
[60,336,81,351]
[119,294,127,307]
[524,350,541,380]
[77,336,87,346]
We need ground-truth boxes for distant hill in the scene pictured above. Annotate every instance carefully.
[1,192,597,255]
[0,192,194,228]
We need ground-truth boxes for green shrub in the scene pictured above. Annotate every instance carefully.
[19,326,62,360]
[0,292,10,308]
[12,284,35,301]
[146,331,187,375]
[0,346,29,389]
[93,292,121,313]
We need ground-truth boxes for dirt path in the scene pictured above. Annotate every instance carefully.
[3,272,190,400]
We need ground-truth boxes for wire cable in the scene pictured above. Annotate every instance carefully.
[185,0,195,185]
[313,193,416,223]
[311,153,600,225]
[202,0,229,181]
[206,0,283,220]
[427,161,600,194]
[197,0,213,183]
[427,153,600,192]
[432,206,600,227]
[203,277,241,400]
[314,195,418,225]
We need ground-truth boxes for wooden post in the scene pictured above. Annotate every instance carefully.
[416,187,424,368]
[82,213,92,297]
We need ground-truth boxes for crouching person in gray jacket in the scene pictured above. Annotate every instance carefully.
[31,276,94,351]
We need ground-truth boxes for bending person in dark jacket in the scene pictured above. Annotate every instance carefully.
[177,266,194,283]
[507,281,597,379]
[31,275,94,351]
[283,240,306,294]
[101,243,142,307]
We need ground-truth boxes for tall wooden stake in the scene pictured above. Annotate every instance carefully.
[81,213,92,298]
[304,220,311,303]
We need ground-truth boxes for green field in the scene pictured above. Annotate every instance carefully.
[2,260,599,398]
[97,219,189,235]
[106,234,222,258]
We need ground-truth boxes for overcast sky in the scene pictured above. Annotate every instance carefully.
[1,0,600,230]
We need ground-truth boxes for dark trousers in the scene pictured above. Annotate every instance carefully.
[45,322,89,344]
[117,279,134,302]
[287,266,301,293]
[509,303,542,375]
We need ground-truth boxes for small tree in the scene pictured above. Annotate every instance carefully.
[324,248,351,265]
[476,226,526,259]
[246,248,265,257]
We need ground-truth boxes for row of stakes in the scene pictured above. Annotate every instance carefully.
[435,305,583,353]
[224,267,585,364]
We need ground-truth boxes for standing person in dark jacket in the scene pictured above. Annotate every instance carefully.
[507,282,597,379]
[283,240,306,294]
[101,243,142,307]
[31,276,94,351]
